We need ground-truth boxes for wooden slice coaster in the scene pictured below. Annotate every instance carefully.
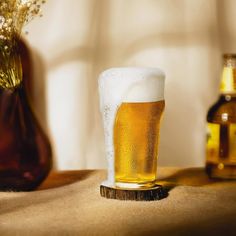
[100,184,167,201]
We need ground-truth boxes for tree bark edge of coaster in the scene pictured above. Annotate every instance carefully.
[100,184,168,201]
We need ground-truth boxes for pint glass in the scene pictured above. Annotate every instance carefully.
[99,67,165,189]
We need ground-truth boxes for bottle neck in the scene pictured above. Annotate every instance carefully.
[220,55,236,94]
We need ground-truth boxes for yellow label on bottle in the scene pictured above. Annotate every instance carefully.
[220,67,236,93]
[229,124,236,161]
[206,122,236,164]
[206,123,219,162]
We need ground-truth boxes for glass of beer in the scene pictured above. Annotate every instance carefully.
[99,67,165,189]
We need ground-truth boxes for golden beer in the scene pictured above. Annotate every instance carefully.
[114,101,165,187]
[98,67,165,189]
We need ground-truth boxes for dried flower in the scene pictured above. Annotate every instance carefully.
[0,0,46,89]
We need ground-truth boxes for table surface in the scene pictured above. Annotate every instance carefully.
[0,167,236,236]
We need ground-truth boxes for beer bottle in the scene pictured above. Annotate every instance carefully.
[206,54,236,179]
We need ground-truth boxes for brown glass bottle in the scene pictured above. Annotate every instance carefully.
[206,54,236,179]
[0,40,52,191]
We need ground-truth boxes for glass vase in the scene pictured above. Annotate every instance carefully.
[0,39,52,191]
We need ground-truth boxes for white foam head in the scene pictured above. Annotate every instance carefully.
[98,67,165,186]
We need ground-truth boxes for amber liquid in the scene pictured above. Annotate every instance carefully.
[206,95,236,179]
[114,101,164,188]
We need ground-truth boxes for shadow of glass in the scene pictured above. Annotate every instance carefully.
[157,167,232,192]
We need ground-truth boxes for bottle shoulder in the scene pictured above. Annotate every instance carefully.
[207,95,236,123]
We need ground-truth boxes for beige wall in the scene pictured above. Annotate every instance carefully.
[24,0,236,169]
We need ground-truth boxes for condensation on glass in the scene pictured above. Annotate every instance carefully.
[98,67,165,189]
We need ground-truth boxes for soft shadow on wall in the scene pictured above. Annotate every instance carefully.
[26,0,233,169]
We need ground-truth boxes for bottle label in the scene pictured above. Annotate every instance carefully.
[220,67,236,93]
[206,122,236,164]
[230,125,236,159]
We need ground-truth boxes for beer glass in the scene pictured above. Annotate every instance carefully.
[99,67,165,189]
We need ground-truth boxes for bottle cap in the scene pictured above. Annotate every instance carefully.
[223,54,236,67]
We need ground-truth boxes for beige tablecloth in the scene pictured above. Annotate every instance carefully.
[0,168,235,236]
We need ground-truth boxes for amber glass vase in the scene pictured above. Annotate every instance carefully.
[0,40,52,191]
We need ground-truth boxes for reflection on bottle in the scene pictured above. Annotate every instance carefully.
[219,124,229,159]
